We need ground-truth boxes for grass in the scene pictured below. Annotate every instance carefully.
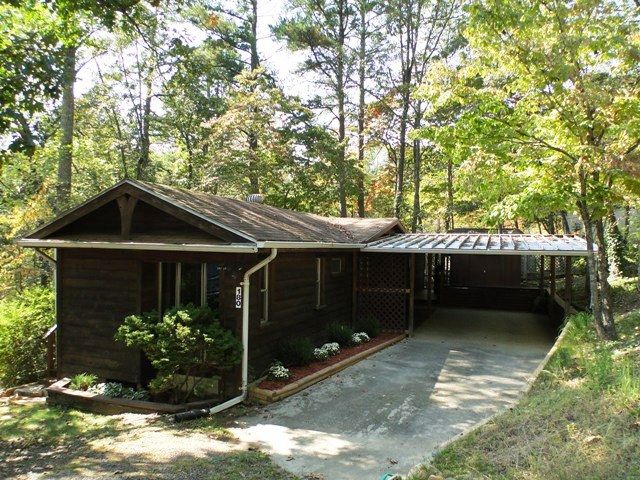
[0,400,298,479]
[410,277,640,480]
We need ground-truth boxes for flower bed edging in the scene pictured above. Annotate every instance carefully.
[46,379,222,415]
[249,333,406,404]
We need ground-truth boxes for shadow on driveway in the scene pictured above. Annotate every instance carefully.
[231,307,556,479]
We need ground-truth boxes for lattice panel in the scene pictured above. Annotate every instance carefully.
[357,253,409,332]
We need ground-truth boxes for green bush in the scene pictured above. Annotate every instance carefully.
[0,286,54,387]
[354,316,381,338]
[275,338,315,367]
[325,322,354,346]
[69,373,98,391]
[115,304,242,403]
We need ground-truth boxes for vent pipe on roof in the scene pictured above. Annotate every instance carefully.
[246,194,264,204]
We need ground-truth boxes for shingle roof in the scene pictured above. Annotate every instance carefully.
[135,181,400,244]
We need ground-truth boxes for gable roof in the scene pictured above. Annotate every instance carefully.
[22,179,402,248]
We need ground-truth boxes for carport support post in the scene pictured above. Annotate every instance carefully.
[564,256,573,309]
[539,255,545,292]
[549,256,556,298]
[408,253,415,335]
[426,253,433,313]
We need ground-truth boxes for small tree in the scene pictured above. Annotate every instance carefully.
[116,304,242,403]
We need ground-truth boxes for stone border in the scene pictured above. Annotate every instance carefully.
[46,378,223,415]
[249,333,407,404]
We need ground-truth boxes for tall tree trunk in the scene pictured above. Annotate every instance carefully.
[394,84,410,218]
[595,217,617,338]
[336,0,348,217]
[577,170,617,340]
[247,0,260,194]
[411,106,421,232]
[560,211,571,234]
[446,156,454,230]
[56,45,76,211]
[606,210,624,277]
[356,0,367,218]
[137,93,152,179]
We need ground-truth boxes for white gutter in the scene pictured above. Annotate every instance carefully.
[17,239,258,254]
[258,241,364,249]
[209,248,278,415]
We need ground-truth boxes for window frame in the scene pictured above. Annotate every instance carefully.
[329,257,343,276]
[157,262,209,314]
[315,257,326,309]
[259,264,270,326]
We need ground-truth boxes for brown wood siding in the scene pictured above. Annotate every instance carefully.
[247,252,353,377]
[58,249,142,383]
[449,254,522,288]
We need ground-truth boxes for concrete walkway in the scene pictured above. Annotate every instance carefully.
[231,308,556,479]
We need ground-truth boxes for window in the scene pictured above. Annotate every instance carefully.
[315,257,325,309]
[205,263,221,311]
[259,265,269,326]
[157,262,221,316]
[179,263,202,306]
[330,257,343,276]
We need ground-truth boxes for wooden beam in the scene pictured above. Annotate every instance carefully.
[564,256,573,307]
[427,253,433,314]
[550,256,556,298]
[408,253,415,335]
[351,251,358,327]
[116,195,138,240]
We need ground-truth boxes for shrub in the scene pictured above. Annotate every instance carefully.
[326,323,355,346]
[313,347,330,361]
[354,316,381,338]
[320,342,340,356]
[352,332,370,345]
[69,373,98,391]
[267,361,291,381]
[90,382,148,400]
[275,338,314,367]
[115,304,242,403]
[0,286,54,387]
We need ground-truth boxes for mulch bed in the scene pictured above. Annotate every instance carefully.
[257,332,401,391]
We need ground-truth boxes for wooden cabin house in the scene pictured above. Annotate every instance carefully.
[20,180,589,408]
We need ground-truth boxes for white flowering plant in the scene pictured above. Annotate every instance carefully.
[352,332,371,345]
[314,347,330,361]
[267,361,291,381]
[320,342,340,356]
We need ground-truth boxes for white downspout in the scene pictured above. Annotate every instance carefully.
[209,248,278,414]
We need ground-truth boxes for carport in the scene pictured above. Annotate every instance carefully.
[359,233,590,334]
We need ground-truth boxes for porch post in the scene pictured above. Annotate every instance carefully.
[351,251,358,327]
[426,253,433,314]
[539,255,545,292]
[550,256,556,298]
[408,253,415,335]
[564,256,573,309]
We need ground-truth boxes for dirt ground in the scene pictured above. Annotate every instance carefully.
[0,397,302,480]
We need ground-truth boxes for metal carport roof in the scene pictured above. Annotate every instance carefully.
[363,233,591,256]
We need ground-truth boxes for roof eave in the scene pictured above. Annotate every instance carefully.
[258,241,365,249]
[17,238,259,253]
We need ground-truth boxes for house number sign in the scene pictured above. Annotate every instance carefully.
[235,287,242,309]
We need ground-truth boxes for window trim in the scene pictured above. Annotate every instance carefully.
[158,262,208,314]
[259,265,270,326]
[329,257,343,276]
[315,257,326,309]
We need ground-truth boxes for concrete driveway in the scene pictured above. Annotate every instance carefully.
[231,308,556,479]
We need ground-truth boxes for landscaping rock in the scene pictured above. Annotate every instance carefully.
[14,383,47,397]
